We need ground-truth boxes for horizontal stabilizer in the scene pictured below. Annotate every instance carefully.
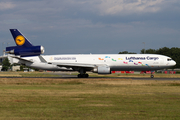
[10,56,34,63]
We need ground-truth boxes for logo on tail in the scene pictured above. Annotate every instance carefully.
[15,35,25,46]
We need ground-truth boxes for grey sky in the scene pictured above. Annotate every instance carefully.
[0,0,180,55]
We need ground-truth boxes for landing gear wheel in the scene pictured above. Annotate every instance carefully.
[78,74,82,78]
[151,75,154,78]
[77,74,89,78]
[85,74,89,78]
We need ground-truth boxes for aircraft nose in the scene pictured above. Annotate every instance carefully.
[171,60,176,66]
[173,60,176,65]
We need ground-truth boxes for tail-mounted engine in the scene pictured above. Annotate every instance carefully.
[6,46,44,57]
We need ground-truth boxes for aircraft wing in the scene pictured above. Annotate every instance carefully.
[53,62,96,68]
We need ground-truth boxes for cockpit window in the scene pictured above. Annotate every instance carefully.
[167,58,172,61]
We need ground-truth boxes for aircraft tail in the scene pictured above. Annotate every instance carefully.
[10,29,33,47]
[6,29,44,57]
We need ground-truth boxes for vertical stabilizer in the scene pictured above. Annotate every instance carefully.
[10,29,33,47]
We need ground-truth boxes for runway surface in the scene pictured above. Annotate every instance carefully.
[1,76,180,81]
[48,72,180,80]
[1,72,180,80]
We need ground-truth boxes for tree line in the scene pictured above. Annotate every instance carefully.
[119,47,180,68]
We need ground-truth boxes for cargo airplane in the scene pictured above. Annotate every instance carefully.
[6,29,176,78]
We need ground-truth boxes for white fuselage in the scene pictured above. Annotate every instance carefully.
[19,54,176,72]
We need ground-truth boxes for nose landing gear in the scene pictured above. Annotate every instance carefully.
[151,74,154,78]
[150,71,154,78]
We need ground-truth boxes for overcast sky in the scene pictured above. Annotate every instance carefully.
[0,0,180,55]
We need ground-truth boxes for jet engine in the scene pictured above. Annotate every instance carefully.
[6,46,44,57]
[93,66,111,74]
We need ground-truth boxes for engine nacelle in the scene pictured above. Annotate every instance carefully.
[6,46,44,57]
[93,66,111,74]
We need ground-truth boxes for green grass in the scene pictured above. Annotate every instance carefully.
[20,72,61,77]
[0,78,180,120]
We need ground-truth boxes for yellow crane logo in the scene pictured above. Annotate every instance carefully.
[15,35,25,46]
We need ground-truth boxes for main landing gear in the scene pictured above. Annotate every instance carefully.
[77,69,89,78]
[77,74,89,78]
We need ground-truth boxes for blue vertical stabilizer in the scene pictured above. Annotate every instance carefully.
[10,29,33,47]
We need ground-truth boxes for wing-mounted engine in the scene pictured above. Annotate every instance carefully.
[6,46,44,57]
[93,66,111,74]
